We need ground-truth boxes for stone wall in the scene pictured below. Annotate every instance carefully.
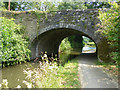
[2,9,110,62]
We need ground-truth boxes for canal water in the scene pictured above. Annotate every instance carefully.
[1,46,96,88]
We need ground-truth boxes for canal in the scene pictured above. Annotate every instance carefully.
[1,46,96,88]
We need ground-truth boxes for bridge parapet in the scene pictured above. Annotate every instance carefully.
[2,9,100,41]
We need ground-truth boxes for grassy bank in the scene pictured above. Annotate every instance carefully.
[58,59,80,88]
[1,58,80,88]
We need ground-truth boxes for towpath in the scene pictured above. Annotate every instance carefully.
[78,53,118,88]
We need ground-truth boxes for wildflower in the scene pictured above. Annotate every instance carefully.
[16,85,21,88]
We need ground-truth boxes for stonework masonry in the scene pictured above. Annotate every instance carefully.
[2,9,110,62]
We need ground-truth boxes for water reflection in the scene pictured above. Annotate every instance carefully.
[59,50,81,65]
[2,61,39,88]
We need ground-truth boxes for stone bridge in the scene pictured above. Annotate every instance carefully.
[2,9,110,62]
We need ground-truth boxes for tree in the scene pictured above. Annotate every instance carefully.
[0,0,6,10]
[41,1,57,11]
[97,2,120,65]
[3,1,57,11]
[85,2,111,9]
[58,2,87,10]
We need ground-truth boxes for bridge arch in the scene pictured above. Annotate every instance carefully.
[31,24,106,62]
[2,10,110,62]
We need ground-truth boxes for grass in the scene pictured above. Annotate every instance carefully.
[58,59,81,88]
[1,58,80,88]
[23,58,81,88]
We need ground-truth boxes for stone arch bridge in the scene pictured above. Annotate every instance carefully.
[2,9,110,62]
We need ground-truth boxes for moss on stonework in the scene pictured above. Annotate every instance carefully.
[84,24,87,29]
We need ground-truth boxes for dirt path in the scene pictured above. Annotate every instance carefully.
[78,53,118,88]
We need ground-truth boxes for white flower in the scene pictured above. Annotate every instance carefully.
[3,79,8,83]
[23,80,27,84]
[16,85,21,88]
[48,66,53,69]
[26,83,32,88]
[2,79,8,86]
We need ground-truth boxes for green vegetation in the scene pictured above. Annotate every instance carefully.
[59,50,71,65]
[60,35,84,53]
[1,1,113,11]
[3,1,57,11]
[58,2,87,10]
[0,1,119,88]
[0,1,6,10]
[23,59,62,88]
[1,56,80,88]
[97,2,120,65]
[85,2,111,9]
[68,35,84,51]
[23,57,80,88]
[0,17,31,67]
[82,36,96,47]
[58,59,80,88]
[59,37,71,52]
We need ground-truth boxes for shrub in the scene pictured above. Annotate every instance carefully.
[0,17,31,67]
[97,2,119,65]
[59,37,71,52]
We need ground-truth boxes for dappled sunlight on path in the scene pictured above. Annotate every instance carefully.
[78,53,118,88]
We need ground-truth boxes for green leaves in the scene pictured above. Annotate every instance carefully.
[58,2,87,10]
[0,17,31,67]
[97,2,120,65]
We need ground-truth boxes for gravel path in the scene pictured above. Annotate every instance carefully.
[78,53,118,88]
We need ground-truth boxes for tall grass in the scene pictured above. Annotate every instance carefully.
[22,56,80,88]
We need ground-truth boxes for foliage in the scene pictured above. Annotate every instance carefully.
[0,17,31,67]
[1,55,80,88]
[23,58,62,88]
[23,55,80,88]
[60,35,84,52]
[68,35,84,51]
[97,2,120,65]
[2,1,113,11]
[59,50,71,65]
[58,2,87,10]
[3,1,57,11]
[41,1,57,11]
[0,1,6,10]
[58,59,80,88]
[59,37,71,52]
[82,36,95,47]
[85,2,111,9]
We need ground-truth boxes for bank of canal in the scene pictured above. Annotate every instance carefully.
[1,46,96,88]
[1,50,81,88]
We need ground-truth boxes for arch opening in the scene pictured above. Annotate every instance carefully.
[31,28,99,61]
[58,34,98,65]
